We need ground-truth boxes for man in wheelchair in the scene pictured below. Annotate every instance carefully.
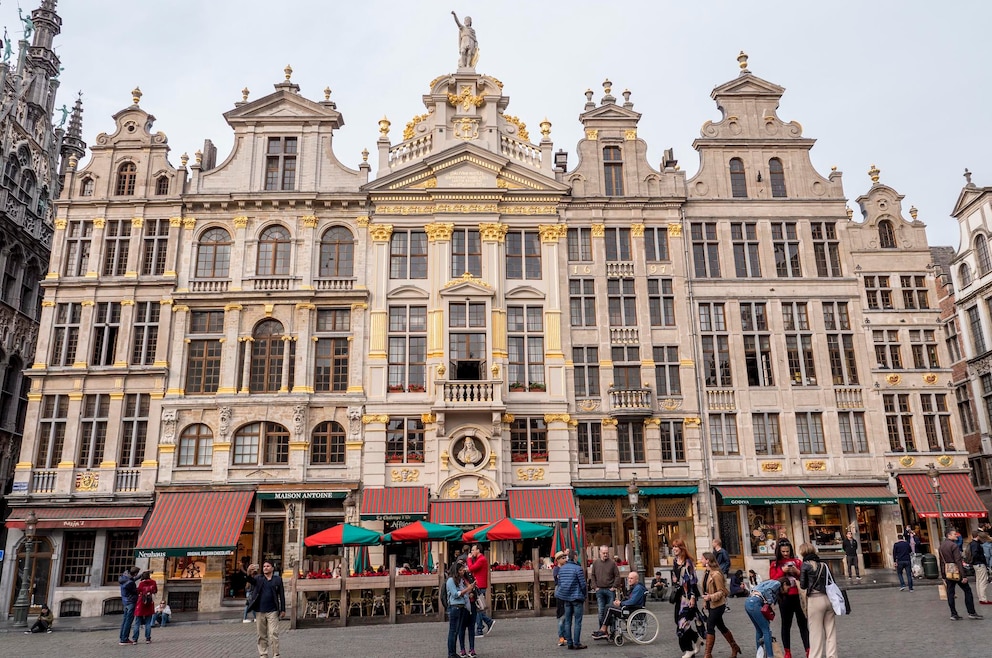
[592,571,647,640]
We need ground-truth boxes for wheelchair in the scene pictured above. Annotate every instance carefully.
[602,604,660,646]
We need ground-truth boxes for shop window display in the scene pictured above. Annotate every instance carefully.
[746,506,790,554]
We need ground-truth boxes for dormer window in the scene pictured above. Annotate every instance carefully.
[115,162,136,196]
[878,220,896,249]
[264,137,297,191]
[155,175,169,195]
[769,158,786,197]
[603,146,623,196]
[729,158,747,198]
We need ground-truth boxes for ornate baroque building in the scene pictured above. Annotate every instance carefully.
[3,28,983,618]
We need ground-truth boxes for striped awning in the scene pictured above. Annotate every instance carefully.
[360,486,429,521]
[429,499,507,526]
[574,486,698,497]
[715,485,809,505]
[802,485,896,505]
[135,490,254,558]
[6,506,148,530]
[507,488,578,521]
[899,473,987,518]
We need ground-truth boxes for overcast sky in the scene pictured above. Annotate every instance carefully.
[23,1,990,249]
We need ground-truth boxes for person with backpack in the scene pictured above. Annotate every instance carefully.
[131,571,158,644]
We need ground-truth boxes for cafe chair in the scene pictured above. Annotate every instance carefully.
[326,599,340,618]
[421,587,436,615]
[541,584,555,607]
[370,591,387,616]
[492,585,511,611]
[303,595,325,619]
[514,585,533,610]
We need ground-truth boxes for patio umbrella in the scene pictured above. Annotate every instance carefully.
[463,517,554,542]
[382,520,464,543]
[303,522,382,547]
[352,544,371,573]
[551,521,565,555]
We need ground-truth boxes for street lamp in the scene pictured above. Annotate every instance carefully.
[12,510,38,627]
[627,475,645,582]
[926,463,946,542]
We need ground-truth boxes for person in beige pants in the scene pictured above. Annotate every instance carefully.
[798,543,838,658]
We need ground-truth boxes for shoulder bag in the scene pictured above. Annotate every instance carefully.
[944,562,961,581]
[823,564,850,615]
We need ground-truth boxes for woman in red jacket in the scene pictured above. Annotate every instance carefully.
[768,540,809,658]
[131,571,159,644]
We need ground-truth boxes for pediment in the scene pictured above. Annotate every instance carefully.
[439,275,495,297]
[711,72,785,99]
[953,186,989,218]
[579,103,642,121]
[505,285,545,300]
[223,89,343,127]
[388,285,430,300]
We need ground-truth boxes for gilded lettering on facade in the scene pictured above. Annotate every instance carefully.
[501,205,558,215]
[368,224,394,242]
[375,206,434,215]
[478,222,508,242]
[233,216,249,228]
[425,222,455,241]
[436,202,497,213]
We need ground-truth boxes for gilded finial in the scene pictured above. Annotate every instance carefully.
[361,148,369,163]
[830,165,837,171]
[539,117,551,139]
[846,206,853,219]
[602,78,612,95]
[284,65,293,81]
[67,154,78,170]
[194,150,202,165]
[909,206,918,220]
[180,152,189,167]
[737,51,749,71]
[378,116,391,137]
[131,86,142,106]
[868,164,880,184]
[324,86,331,101]
[241,87,250,102]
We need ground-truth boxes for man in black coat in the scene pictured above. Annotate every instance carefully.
[247,561,286,657]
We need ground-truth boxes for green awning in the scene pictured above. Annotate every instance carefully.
[136,547,235,559]
[715,485,809,505]
[643,486,698,496]
[575,486,698,497]
[802,485,896,506]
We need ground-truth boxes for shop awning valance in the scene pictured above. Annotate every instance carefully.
[507,488,577,521]
[360,486,429,521]
[899,473,987,518]
[135,490,254,558]
[574,485,698,498]
[802,485,896,505]
[6,505,148,530]
[429,499,507,526]
[715,485,809,505]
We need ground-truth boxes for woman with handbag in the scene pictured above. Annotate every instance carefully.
[745,578,782,658]
[445,561,476,658]
[671,539,704,658]
[768,540,809,658]
[701,552,741,658]
[799,543,838,658]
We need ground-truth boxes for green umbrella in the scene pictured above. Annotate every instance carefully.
[303,522,382,547]
[382,521,464,542]
[352,544,371,573]
[463,517,554,542]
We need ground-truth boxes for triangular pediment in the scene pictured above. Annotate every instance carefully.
[952,186,990,218]
[223,89,343,127]
[439,275,496,297]
[579,103,642,121]
[711,72,785,99]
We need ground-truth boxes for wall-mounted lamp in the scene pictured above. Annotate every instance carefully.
[756,171,763,182]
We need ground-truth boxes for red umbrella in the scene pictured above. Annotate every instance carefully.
[382,521,463,542]
[303,523,382,547]
[463,517,554,542]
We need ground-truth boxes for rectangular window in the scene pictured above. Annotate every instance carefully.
[506,230,541,279]
[652,345,681,396]
[691,222,721,278]
[36,394,68,468]
[900,275,929,310]
[120,393,149,467]
[141,218,170,276]
[264,136,297,191]
[884,393,916,452]
[611,345,641,389]
[314,308,351,392]
[811,221,841,277]
[617,421,645,464]
[603,146,624,196]
[388,305,427,389]
[731,222,761,277]
[50,302,82,366]
[389,230,428,279]
[386,417,425,463]
[102,219,132,276]
[510,417,548,462]
[753,412,783,455]
[78,393,110,468]
[700,303,731,387]
[104,531,138,585]
[451,228,481,277]
[873,330,903,369]
[920,393,952,452]
[660,420,685,463]
[64,220,93,277]
[567,228,592,262]
[865,275,893,310]
[185,310,225,395]
[607,278,637,326]
[61,532,96,585]
[823,302,858,385]
[945,318,962,363]
[838,411,869,453]
[577,421,602,464]
[91,302,122,366]
[796,411,826,454]
[772,222,801,277]
[605,228,631,262]
[647,278,675,326]
[508,305,544,388]
[644,226,669,262]
[569,279,596,327]
[956,384,976,435]
[983,375,992,439]
[131,301,160,366]
[909,329,940,369]
[783,302,816,386]
[741,302,774,387]
[709,413,739,456]
[969,306,987,354]
[572,346,600,397]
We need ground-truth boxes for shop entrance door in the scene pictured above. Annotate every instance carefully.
[856,507,883,568]
[717,506,745,571]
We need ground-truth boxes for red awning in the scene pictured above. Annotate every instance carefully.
[429,500,507,526]
[899,473,987,518]
[507,488,578,521]
[360,487,429,521]
[6,506,148,530]
[135,490,254,557]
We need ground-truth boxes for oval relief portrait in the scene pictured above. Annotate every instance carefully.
[451,435,486,468]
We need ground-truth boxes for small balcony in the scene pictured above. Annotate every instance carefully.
[189,279,230,293]
[609,327,639,345]
[834,387,864,409]
[314,277,356,291]
[608,387,653,416]
[115,469,141,493]
[434,380,504,410]
[31,469,57,493]
[250,276,294,291]
[605,262,635,277]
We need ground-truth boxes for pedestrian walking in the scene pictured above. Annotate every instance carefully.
[588,545,621,641]
[982,532,992,604]
[554,546,587,650]
[467,544,495,637]
[243,579,257,622]
[445,561,475,658]
[799,543,838,658]
[745,577,781,658]
[713,538,731,577]
[939,528,983,621]
[892,533,914,592]
[246,561,286,658]
[700,552,741,658]
[118,566,139,646]
[459,569,478,658]
[672,538,704,658]
[131,571,158,644]
[769,540,809,658]
[842,531,861,579]
[552,551,568,646]
[968,531,989,605]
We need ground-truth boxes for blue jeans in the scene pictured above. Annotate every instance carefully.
[563,600,584,648]
[459,607,476,653]
[119,601,136,643]
[896,561,913,590]
[595,588,614,628]
[447,605,467,657]
[475,587,494,634]
[132,615,153,641]
[745,596,773,657]
[152,611,170,626]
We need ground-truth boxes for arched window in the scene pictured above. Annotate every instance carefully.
[3,154,19,189]
[960,263,973,288]
[178,424,213,466]
[264,422,290,464]
[311,421,346,465]
[194,228,232,278]
[233,421,288,465]
[155,175,169,195]
[115,162,137,196]
[19,263,38,315]
[0,355,22,428]
[878,220,896,248]
[2,248,21,303]
[978,235,992,275]
[37,185,49,216]
[769,158,786,197]
[729,158,747,198]
[80,178,94,197]
[250,319,285,393]
[17,170,35,204]
[256,225,291,276]
[319,226,354,278]
[233,423,260,464]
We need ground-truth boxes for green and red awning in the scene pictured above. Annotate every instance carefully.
[382,520,463,542]
[304,522,382,547]
[463,517,555,542]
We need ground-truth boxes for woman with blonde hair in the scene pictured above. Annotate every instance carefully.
[798,543,838,658]
[701,552,741,658]
[671,539,704,658]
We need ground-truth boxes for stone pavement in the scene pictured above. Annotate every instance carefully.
[0,586,987,657]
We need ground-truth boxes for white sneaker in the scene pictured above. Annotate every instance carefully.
[681,651,696,658]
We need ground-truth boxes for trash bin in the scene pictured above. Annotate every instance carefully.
[921,552,939,579]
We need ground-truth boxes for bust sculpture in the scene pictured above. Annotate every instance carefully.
[457,435,482,465]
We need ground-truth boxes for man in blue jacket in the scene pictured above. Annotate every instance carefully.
[118,566,139,645]
[892,533,914,592]
[555,550,588,650]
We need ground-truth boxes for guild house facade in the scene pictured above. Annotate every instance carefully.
[4,18,984,618]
